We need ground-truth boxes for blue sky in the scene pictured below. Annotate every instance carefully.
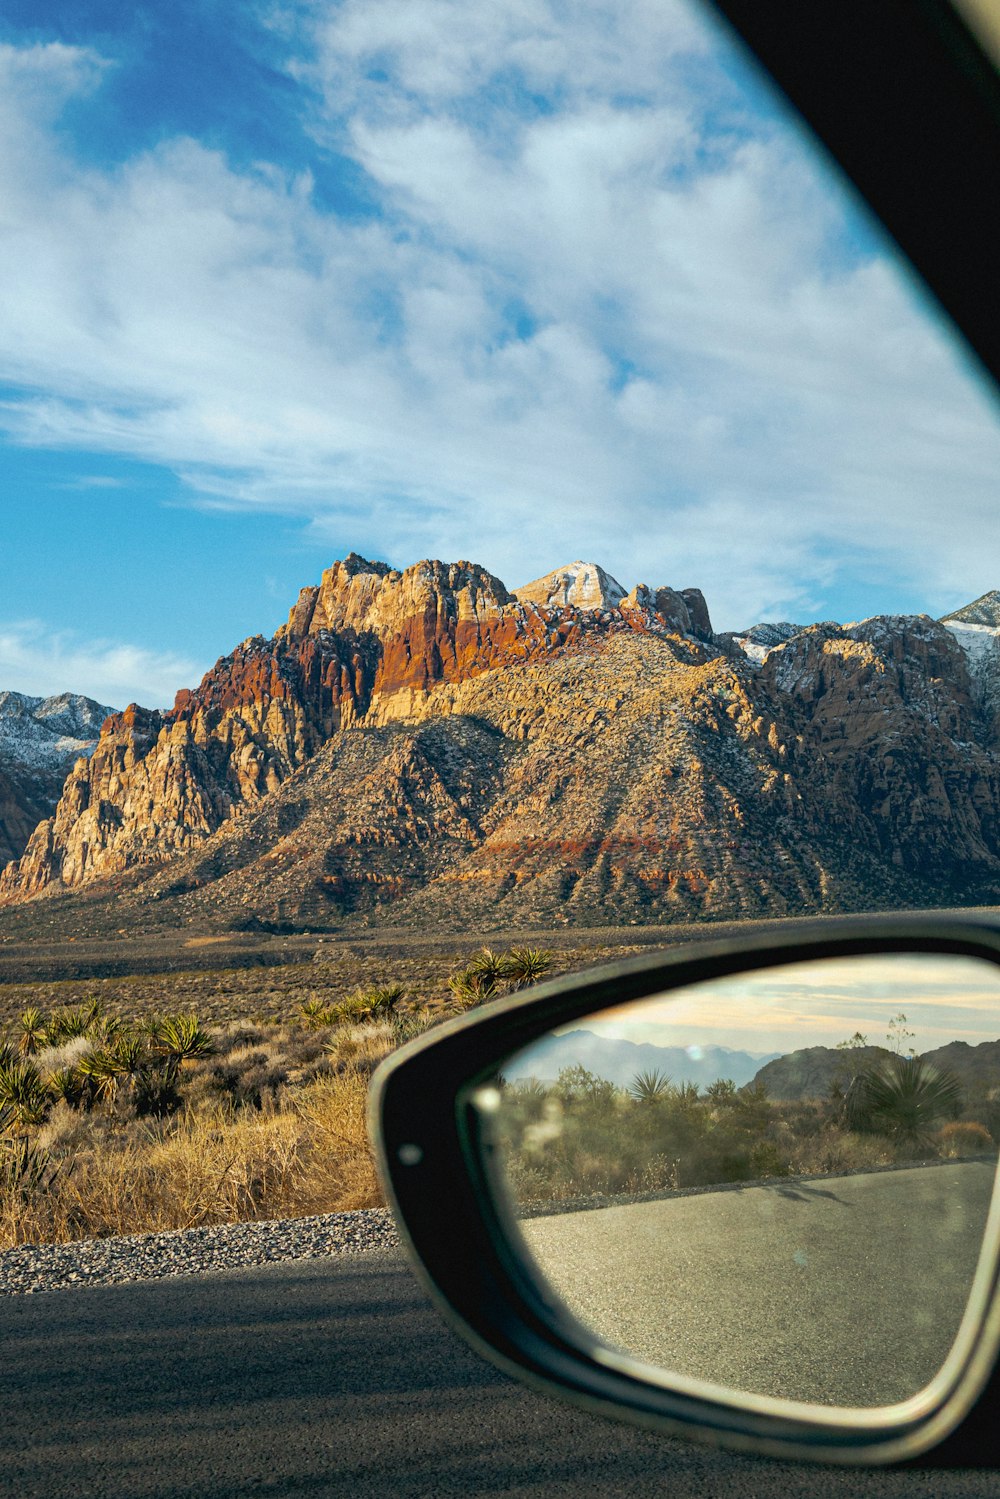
[2,0,1000,708]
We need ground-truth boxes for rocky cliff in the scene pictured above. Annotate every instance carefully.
[2,558,1000,934]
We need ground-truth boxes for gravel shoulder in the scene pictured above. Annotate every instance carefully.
[0,1207,401,1296]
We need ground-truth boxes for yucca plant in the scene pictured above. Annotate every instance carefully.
[468,948,510,986]
[359,984,405,1018]
[629,1068,672,1103]
[0,1056,50,1128]
[0,1136,54,1200]
[845,1055,963,1149]
[46,1065,86,1107]
[327,991,383,1025]
[131,1060,181,1118]
[77,1047,124,1104]
[298,998,335,1028]
[16,1007,48,1057]
[111,1032,149,1075]
[150,1014,215,1064]
[503,947,553,989]
[447,970,498,1009]
[48,999,103,1042]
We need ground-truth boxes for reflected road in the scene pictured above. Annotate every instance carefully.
[521,1161,997,1406]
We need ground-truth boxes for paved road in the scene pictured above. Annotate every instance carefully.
[0,1250,998,1499]
[521,1161,997,1408]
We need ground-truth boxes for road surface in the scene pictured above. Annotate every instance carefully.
[521,1161,997,1407]
[0,1249,998,1498]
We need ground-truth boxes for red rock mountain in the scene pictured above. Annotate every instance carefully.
[1,556,998,934]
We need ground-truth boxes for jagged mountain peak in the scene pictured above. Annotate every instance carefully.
[0,690,114,760]
[512,561,627,612]
[0,688,117,869]
[941,590,1000,629]
[282,553,513,640]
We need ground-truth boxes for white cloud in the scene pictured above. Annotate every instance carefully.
[0,8,999,631]
[0,620,206,709]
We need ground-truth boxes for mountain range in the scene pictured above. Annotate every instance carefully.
[1,558,1000,937]
[0,691,113,868]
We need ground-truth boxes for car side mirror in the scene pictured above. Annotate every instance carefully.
[370,917,1000,1466]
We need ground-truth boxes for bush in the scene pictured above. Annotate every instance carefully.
[938,1120,994,1157]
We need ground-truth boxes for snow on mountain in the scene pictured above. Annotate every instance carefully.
[942,590,1000,629]
[941,595,1000,723]
[513,561,627,612]
[729,621,803,665]
[0,690,114,773]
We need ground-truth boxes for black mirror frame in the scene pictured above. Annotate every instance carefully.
[370,915,1000,1467]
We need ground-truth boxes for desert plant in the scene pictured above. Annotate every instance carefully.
[76,1047,124,1105]
[468,948,510,985]
[111,1032,149,1076]
[845,1055,963,1149]
[131,1061,182,1118]
[0,1057,50,1129]
[447,970,497,1009]
[361,983,405,1017]
[16,1008,48,1057]
[46,1066,86,1107]
[937,1120,995,1157]
[48,1000,103,1042]
[503,947,553,989]
[628,1069,672,1103]
[298,998,335,1028]
[150,1014,214,1064]
[0,1136,54,1201]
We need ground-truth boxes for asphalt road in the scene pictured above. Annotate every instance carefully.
[521,1161,997,1408]
[1,1250,998,1499]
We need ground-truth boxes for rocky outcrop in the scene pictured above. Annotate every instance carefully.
[0,557,716,906]
[513,561,626,612]
[0,691,113,866]
[4,562,1000,933]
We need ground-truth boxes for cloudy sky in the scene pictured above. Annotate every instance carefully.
[586,953,1000,1055]
[2,0,999,708]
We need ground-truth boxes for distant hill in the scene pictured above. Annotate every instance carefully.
[0,691,114,866]
[502,1029,778,1091]
[753,1039,1000,1100]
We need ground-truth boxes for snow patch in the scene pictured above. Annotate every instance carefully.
[513,561,627,612]
[0,689,114,773]
[730,621,802,666]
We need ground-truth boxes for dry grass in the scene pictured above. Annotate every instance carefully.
[0,943,554,1248]
[0,1068,379,1248]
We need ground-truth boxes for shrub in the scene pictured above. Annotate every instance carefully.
[938,1120,995,1157]
[16,1008,47,1057]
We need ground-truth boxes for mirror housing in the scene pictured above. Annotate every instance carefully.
[370,917,1000,1466]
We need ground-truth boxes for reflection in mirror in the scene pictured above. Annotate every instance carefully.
[475,953,1000,1410]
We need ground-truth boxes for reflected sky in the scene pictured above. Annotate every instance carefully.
[578,954,1000,1055]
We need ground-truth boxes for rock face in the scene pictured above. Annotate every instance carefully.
[513,561,627,612]
[3,560,1000,934]
[0,691,113,866]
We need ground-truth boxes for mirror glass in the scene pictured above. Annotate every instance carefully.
[474,952,1000,1409]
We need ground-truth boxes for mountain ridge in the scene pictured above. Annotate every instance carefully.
[0,690,115,867]
[2,558,1000,937]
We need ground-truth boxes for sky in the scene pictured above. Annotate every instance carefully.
[2,0,1000,709]
[578,953,1000,1056]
